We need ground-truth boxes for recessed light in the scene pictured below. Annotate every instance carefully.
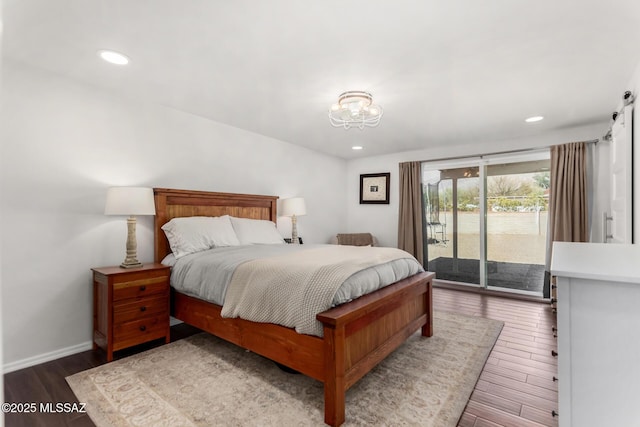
[352,146,363,150]
[525,116,544,123]
[98,50,130,65]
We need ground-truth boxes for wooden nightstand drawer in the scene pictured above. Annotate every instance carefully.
[114,296,168,323]
[113,276,168,301]
[113,315,168,351]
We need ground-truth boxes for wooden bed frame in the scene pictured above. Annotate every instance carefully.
[153,188,434,426]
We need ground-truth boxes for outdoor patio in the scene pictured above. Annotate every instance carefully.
[428,257,546,293]
[426,211,548,295]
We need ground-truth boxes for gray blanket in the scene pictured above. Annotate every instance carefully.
[221,245,416,336]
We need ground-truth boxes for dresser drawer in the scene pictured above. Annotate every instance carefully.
[114,296,168,324]
[113,276,168,301]
[113,315,168,350]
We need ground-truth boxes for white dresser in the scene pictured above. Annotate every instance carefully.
[551,242,640,427]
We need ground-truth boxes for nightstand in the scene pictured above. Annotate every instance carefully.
[91,263,171,361]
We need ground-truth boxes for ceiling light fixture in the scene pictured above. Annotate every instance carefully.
[98,50,130,65]
[525,116,544,123]
[329,91,383,130]
[352,146,363,150]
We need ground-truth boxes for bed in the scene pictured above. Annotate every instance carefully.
[153,188,434,426]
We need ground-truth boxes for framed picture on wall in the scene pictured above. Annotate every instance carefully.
[360,172,390,204]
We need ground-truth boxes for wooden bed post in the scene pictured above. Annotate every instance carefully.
[153,189,169,263]
[323,324,346,427]
[422,280,433,337]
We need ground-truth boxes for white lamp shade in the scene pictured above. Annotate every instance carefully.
[281,197,306,217]
[104,187,156,216]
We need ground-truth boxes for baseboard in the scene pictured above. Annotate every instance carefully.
[4,321,186,374]
[434,279,550,303]
[3,341,93,374]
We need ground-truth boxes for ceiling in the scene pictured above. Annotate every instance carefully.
[4,1,640,159]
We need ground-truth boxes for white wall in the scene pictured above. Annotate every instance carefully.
[346,122,609,248]
[0,60,347,370]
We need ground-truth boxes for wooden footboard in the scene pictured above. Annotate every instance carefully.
[172,271,433,426]
[317,271,433,426]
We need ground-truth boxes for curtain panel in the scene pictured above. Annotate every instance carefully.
[544,141,589,297]
[549,142,589,243]
[398,161,425,266]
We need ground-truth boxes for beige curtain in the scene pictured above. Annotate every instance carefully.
[544,142,588,296]
[548,142,589,243]
[398,161,425,265]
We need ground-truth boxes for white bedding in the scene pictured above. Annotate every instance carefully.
[166,244,423,335]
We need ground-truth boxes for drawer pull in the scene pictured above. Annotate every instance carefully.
[140,285,146,291]
[553,376,558,382]
[140,306,147,312]
[139,325,146,332]
[552,410,559,418]
[551,350,558,357]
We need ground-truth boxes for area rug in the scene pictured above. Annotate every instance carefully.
[67,311,502,426]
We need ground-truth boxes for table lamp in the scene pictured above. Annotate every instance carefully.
[104,187,156,268]
[281,197,306,244]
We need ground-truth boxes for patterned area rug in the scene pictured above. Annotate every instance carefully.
[67,311,502,426]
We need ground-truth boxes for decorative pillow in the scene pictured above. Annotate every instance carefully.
[161,215,240,258]
[229,216,285,245]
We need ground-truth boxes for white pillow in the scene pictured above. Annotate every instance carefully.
[161,215,240,258]
[229,216,285,245]
[161,253,177,267]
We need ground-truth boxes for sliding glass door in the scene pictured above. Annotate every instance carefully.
[424,162,481,286]
[423,152,549,296]
[485,159,549,293]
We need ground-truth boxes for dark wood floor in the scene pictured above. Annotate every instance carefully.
[438,288,559,427]
[2,324,201,427]
[3,287,557,427]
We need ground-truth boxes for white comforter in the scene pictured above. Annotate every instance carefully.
[166,244,423,336]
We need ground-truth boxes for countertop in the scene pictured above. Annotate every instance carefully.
[551,241,640,284]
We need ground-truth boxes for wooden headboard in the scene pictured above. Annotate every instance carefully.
[153,188,279,262]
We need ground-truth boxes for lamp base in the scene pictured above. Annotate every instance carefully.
[291,214,300,244]
[120,216,143,268]
[120,259,143,269]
